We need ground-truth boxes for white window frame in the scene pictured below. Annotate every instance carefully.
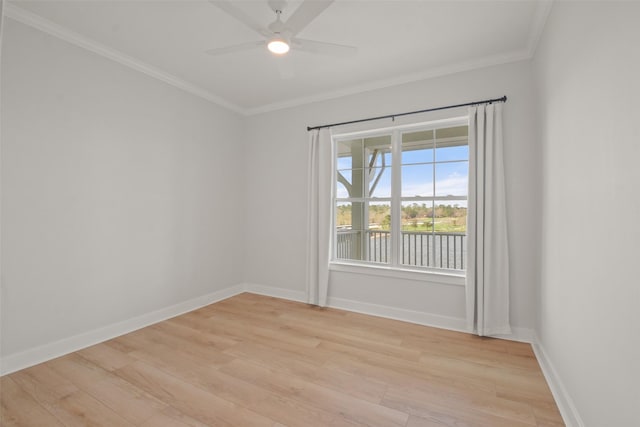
[330,116,468,285]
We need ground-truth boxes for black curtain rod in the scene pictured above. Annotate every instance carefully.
[306,95,507,131]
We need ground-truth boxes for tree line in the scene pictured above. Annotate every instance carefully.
[336,203,467,227]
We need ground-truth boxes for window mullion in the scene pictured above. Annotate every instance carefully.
[391,130,402,268]
[432,128,437,267]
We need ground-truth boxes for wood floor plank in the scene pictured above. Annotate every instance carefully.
[218,357,309,397]
[0,376,65,427]
[310,363,389,404]
[47,389,136,427]
[141,406,210,427]
[130,348,272,408]
[76,341,136,372]
[383,383,537,426]
[222,340,323,378]
[382,390,534,427]
[216,358,339,426]
[280,310,406,346]
[248,393,337,427]
[9,363,78,407]
[46,353,114,389]
[405,415,449,427]
[0,293,564,427]
[291,321,423,362]
[417,339,541,371]
[116,360,276,427]
[149,317,241,351]
[139,410,205,427]
[298,381,409,427]
[81,374,168,425]
[128,323,235,366]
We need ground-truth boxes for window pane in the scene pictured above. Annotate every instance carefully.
[435,126,468,161]
[336,139,362,171]
[367,202,391,264]
[431,201,467,270]
[368,202,391,230]
[364,135,391,152]
[335,201,390,264]
[367,146,391,168]
[433,201,467,233]
[336,168,367,199]
[399,201,467,269]
[402,130,434,164]
[401,202,433,232]
[401,164,433,197]
[337,156,352,171]
[336,202,353,228]
[336,169,350,199]
[435,161,468,197]
[400,201,432,267]
[335,228,365,261]
[336,181,349,199]
[435,144,469,162]
[369,166,391,198]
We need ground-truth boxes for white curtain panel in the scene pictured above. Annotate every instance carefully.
[466,103,511,336]
[306,128,333,307]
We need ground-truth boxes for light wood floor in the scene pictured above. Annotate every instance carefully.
[1,293,564,427]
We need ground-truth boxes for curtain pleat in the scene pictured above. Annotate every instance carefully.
[306,128,332,307]
[466,104,511,336]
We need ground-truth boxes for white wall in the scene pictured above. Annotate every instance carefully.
[533,2,640,426]
[243,60,541,332]
[1,20,244,358]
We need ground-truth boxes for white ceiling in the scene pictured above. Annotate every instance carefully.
[6,0,550,114]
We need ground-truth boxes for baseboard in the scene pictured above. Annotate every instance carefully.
[532,338,585,427]
[0,283,245,375]
[242,283,536,344]
[326,295,468,333]
[243,282,307,303]
[244,283,467,332]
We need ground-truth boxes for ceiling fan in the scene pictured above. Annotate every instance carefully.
[206,0,357,58]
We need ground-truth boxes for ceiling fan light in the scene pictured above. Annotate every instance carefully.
[267,38,290,55]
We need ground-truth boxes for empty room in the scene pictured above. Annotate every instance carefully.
[0,0,638,426]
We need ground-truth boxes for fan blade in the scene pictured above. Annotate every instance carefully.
[292,38,357,58]
[284,0,333,36]
[208,1,271,38]
[205,41,265,56]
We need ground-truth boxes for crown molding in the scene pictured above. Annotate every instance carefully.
[244,49,531,115]
[3,1,553,117]
[3,3,244,115]
[245,0,554,116]
[527,0,554,57]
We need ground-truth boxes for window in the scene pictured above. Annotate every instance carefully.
[332,118,469,274]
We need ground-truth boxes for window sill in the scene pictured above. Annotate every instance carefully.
[329,261,465,286]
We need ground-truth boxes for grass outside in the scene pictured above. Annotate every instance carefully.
[375,216,466,233]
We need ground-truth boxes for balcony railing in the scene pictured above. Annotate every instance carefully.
[336,229,466,270]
